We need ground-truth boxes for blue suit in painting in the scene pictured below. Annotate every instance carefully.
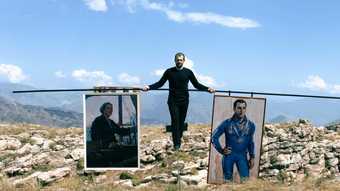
[211,115,256,181]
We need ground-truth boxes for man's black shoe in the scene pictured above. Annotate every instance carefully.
[174,145,180,151]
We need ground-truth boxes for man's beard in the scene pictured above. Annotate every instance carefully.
[176,63,183,68]
[236,114,245,119]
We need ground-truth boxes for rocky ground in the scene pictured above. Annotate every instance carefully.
[0,120,340,191]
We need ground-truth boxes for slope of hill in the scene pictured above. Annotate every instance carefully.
[0,96,82,127]
[0,82,82,112]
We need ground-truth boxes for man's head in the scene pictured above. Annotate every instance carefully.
[174,52,185,69]
[233,99,247,118]
[100,102,113,118]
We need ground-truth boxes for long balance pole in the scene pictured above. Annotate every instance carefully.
[12,87,340,100]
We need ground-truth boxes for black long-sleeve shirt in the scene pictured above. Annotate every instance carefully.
[148,67,209,103]
[91,115,119,143]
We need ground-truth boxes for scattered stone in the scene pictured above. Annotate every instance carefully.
[69,148,83,161]
[140,176,152,184]
[0,138,22,151]
[95,175,107,184]
[159,177,177,184]
[42,140,55,150]
[16,143,32,155]
[37,167,71,185]
[327,158,339,167]
[181,170,207,185]
[31,136,45,146]
[325,152,335,159]
[54,145,64,151]
[31,145,41,154]
[141,155,156,164]
[115,179,133,187]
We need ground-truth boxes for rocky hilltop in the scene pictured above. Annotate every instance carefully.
[0,120,340,190]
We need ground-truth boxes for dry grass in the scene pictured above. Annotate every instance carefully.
[2,166,340,191]
[0,175,39,191]
[324,133,340,141]
[140,125,169,143]
[141,124,210,143]
[42,176,89,191]
[0,123,82,138]
[208,178,340,191]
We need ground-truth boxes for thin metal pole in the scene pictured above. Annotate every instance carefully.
[118,95,123,125]
[12,88,340,100]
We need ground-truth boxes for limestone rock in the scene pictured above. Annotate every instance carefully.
[37,167,71,185]
[0,137,21,151]
[69,148,83,161]
[141,155,156,164]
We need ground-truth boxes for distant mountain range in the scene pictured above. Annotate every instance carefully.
[0,82,83,112]
[0,96,81,127]
[1,82,340,126]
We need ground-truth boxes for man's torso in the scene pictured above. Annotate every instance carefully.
[223,118,254,154]
[166,67,192,103]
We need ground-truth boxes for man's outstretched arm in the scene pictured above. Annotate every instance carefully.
[188,70,215,93]
[143,70,168,91]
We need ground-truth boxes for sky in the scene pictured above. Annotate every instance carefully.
[0,0,340,96]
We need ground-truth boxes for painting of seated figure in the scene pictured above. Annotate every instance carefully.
[84,93,139,170]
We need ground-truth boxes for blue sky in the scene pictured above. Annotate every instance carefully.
[0,0,340,96]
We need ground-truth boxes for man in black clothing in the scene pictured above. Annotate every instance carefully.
[143,52,215,150]
[91,102,120,148]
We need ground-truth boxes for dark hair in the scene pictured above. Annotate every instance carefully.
[174,52,186,61]
[100,102,112,114]
[233,99,247,109]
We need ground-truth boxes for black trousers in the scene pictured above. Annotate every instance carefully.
[168,101,189,147]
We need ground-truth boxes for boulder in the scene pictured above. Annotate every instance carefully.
[37,167,71,185]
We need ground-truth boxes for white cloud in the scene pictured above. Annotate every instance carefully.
[118,72,141,85]
[178,3,188,9]
[330,85,340,94]
[183,58,194,70]
[55,71,66,78]
[152,69,166,76]
[0,64,27,83]
[109,0,139,13]
[184,57,221,87]
[72,69,113,86]
[185,12,260,29]
[110,0,260,29]
[84,0,108,12]
[197,74,217,87]
[298,75,340,94]
[299,75,327,91]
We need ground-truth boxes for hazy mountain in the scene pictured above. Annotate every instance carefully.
[0,96,81,127]
[2,82,340,126]
[326,119,340,126]
[140,92,212,125]
[268,114,290,124]
[266,98,340,126]
[0,82,82,112]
